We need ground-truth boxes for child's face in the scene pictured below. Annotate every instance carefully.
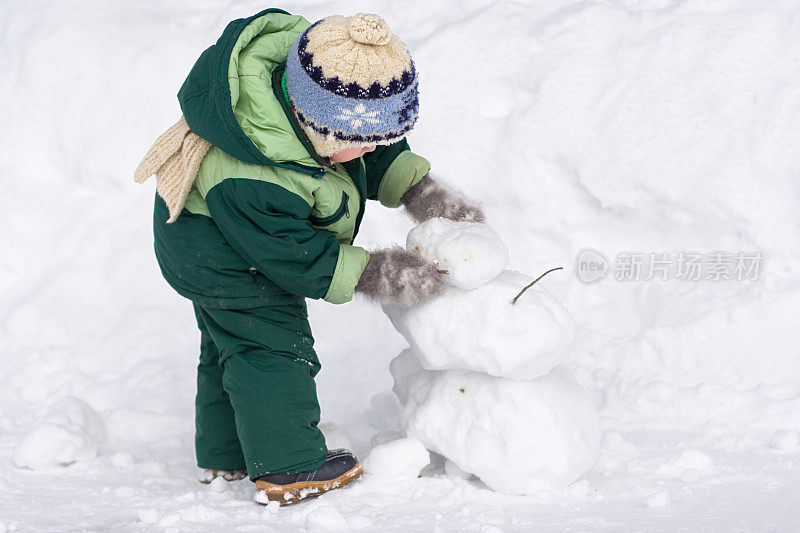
[330,145,376,163]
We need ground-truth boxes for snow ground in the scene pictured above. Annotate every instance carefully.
[1,0,799,531]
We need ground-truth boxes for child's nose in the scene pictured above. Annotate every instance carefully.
[363,145,377,153]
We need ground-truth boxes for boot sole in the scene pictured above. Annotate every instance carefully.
[254,462,363,506]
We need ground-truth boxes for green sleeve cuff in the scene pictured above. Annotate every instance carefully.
[376,151,432,208]
[324,245,371,304]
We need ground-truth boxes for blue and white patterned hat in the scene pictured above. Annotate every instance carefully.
[285,13,419,158]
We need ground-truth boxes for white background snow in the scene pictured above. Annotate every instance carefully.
[1,0,799,531]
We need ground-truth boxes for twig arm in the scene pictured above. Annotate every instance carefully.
[511,267,564,304]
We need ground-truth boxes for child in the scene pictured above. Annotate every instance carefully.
[135,8,484,505]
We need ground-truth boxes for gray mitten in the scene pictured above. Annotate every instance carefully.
[400,173,486,224]
[355,247,445,307]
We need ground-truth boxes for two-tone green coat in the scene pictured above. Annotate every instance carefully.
[154,8,430,309]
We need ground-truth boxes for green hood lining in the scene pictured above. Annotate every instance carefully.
[272,63,330,169]
[178,8,326,178]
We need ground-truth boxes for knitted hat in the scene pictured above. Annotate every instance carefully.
[285,13,419,158]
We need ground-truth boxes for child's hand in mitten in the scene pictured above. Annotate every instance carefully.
[400,173,485,224]
[355,246,445,307]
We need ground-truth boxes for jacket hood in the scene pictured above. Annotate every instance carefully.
[178,8,326,177]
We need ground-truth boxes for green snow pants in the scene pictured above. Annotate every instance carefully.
[192,301,328,480]
[152,195,328,479]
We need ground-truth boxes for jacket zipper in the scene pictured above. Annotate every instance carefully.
[309,191,350,226]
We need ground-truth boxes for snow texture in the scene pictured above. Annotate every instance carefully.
[362,437,430,479]
[397,364,601,494]
[386,269,575,379]
[2,0,800,530]
[13,397,106,470]
[406,218,509,290]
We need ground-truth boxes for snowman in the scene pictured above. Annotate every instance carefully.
[381,218,601,495]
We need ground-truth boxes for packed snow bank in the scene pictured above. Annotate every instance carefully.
[407,218,508,289]
[2,0,800,530]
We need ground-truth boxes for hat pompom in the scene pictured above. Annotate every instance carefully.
[348,13,392,45]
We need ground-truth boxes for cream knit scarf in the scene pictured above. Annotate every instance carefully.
[134,117,211,222]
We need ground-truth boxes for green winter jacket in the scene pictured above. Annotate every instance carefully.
[153,8,430,308]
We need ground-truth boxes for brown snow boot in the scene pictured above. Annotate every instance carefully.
[254,449,362,505]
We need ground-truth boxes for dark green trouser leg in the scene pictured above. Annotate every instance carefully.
[193,303,246,471]
[192,301,327,480]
